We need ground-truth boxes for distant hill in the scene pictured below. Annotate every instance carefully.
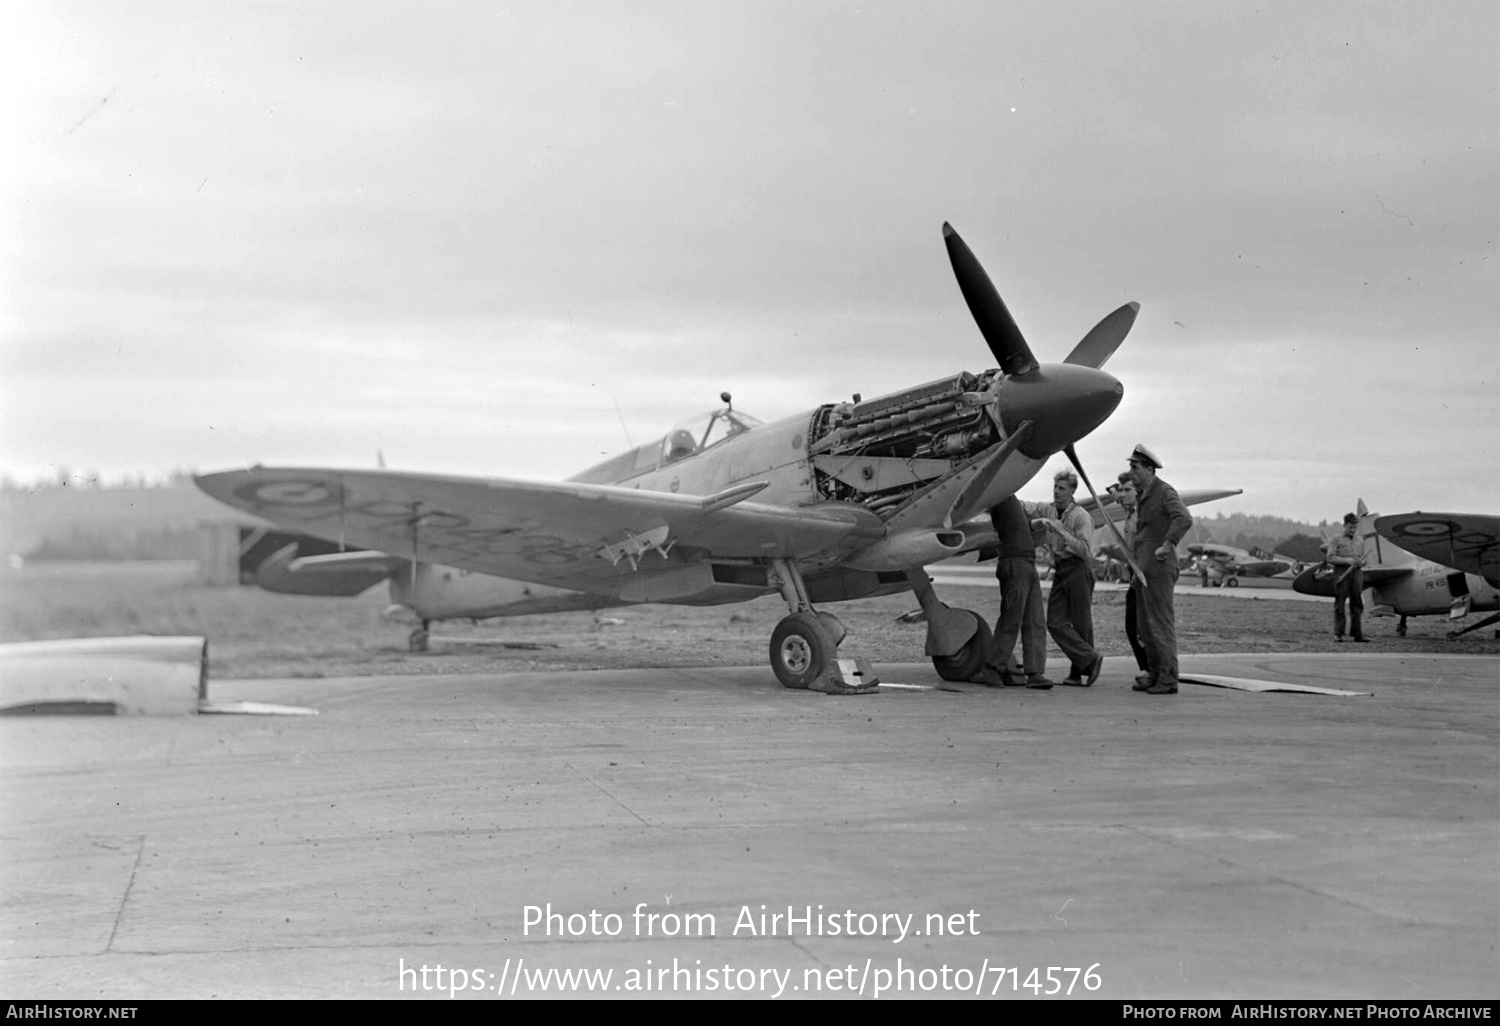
[0,481,263,560]
[1186,511,1331,562]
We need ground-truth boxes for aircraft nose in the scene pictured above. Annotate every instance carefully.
[996,364,1123,459]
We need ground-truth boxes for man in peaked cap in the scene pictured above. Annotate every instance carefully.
[1126,444,1194,695]
[1324,512,1369,642]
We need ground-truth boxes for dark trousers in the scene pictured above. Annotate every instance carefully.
[1134,558,1181,684]
[1047,559,1097,677]
[989,556,1046,677]
[1124,586,1149,671]
[1334,568,1365,639]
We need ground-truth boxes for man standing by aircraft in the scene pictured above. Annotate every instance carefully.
[1127,445,1193,695]
[1112,472,1152,686]
[1325,513,1369,642]
[977,496,1053,689]
[1027,468,1104,687]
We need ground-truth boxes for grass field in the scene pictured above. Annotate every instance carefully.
[2,560,1494,681]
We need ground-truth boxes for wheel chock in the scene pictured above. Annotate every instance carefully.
[809,657,880,695]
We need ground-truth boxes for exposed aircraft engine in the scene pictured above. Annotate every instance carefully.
[806,370,1005,510]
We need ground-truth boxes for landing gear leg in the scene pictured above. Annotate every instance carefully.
[1397,615,1408,638]
[409,621,431,653]
[905,569,991,683]
[766,559,876,694]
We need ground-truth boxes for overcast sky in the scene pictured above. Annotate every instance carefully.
[4,0,1496,522]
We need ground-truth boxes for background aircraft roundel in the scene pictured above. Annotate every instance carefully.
[198,224,1141,692]
[1374,512,1499,584]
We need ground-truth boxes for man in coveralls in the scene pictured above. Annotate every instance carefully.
[977,495,1054,689]
[1126,444,1194,695]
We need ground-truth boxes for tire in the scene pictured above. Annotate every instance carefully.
[1225,576,1239,588]
[932,610,991,682]
[770,612,835,689]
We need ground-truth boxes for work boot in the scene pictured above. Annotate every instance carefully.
[1132,676,1155,692]
[1086,655,1104,686]
[1144,681,1178,695]
[1025,675,1053,690]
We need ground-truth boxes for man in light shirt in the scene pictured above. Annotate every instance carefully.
[1324,512,1369,642]
[1023,468,1103,687]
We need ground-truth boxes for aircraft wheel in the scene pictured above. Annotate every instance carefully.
[1225,577,1239,588]
[770,612,835,689]
[409,628,430,653]
[932,610,991,683]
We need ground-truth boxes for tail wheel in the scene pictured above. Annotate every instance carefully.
[932,610,991,682]
[770,612,836,689]
[1225,576,1239,588]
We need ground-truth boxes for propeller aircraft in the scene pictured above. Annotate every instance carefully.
[1186,542,1300,586]
[1292,500,1499,638]
[196,224,1147,693]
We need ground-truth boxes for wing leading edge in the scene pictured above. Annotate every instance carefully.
[196,467,886,598]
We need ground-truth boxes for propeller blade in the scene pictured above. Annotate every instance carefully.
[945,421,1034,528]
[942,222,1038,378]
[1064,302,1140,369]
[1065,444,1147,588]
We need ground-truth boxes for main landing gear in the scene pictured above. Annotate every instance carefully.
[766,560,877,694]
[409,621,432,652]
[905,568,991,683]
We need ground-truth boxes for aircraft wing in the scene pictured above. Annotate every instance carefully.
[1089,488,1241,530]
[254,544,407,597]
[1375,512,1499,584]
[196,467,886,597]
[1236,559,1293,577]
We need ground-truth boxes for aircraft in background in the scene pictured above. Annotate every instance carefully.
[198,223,1148,694]
[1292,500,1499,638]
[1185,541,1300,587]
[1086,488,1243,581]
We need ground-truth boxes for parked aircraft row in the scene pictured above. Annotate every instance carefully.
[196,225,1496,688]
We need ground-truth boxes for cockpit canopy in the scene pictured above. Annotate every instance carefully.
[660,407,764,464]
[567,403,767,486]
